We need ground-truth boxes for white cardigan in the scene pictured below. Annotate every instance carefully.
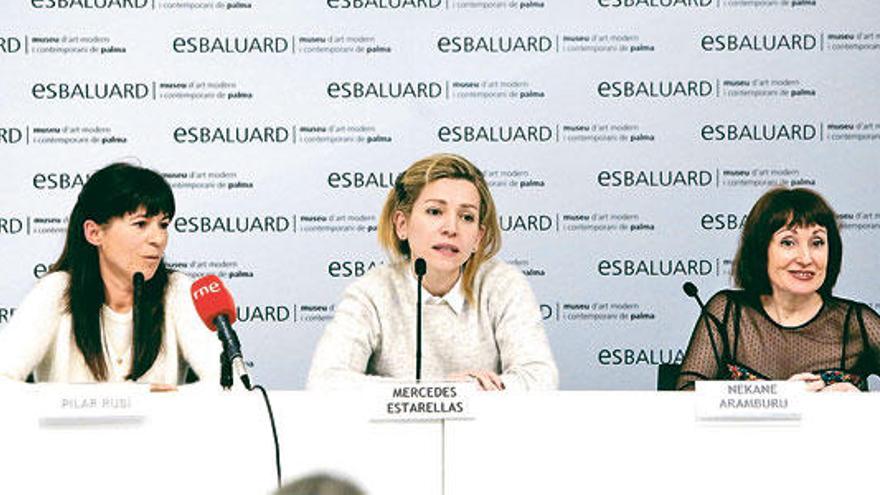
[0,271,221,385]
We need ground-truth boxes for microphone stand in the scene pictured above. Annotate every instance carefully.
[220,352,233,390]
[415,258,426,381]
[682,282,727,367]
[416,274,424,382]
[132,272,144,353]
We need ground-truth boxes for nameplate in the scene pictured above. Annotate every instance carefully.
[371,381,474,422]
[37,384,149,427]
[696,381,804,421]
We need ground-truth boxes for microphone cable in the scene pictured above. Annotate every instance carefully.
[249,382,281,488]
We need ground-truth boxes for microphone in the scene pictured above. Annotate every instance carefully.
[682,282,725,328]
[682,281,725,363]
[190,275,251,389]
[131,272,145,379]
[132,271,144,341]
[682,281,701,305]
[414,257,427,276]
[414,258,426,381]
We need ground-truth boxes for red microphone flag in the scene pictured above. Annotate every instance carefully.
[190,274,237,331]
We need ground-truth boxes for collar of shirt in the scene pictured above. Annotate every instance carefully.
[409,267,466,315]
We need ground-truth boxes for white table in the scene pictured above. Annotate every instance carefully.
[447,391,880,495]
[1,388,877,495]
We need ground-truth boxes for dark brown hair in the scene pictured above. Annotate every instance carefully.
[733,187,842,298]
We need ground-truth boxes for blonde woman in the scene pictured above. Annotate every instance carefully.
[307,153,557,391]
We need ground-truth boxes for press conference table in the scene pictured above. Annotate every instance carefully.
[1,388,877,495]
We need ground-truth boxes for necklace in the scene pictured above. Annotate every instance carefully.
[100,310,131,369]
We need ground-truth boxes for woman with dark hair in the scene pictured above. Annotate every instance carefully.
[0,163,220,386]
[676,187,880,391]
[307,153,557,391]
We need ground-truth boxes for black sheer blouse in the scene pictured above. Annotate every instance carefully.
[676,290,880,391]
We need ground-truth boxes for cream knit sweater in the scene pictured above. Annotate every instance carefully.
[308,258,558,391]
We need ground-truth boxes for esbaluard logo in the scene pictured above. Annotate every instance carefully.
[173,216,294,234]
[0,127,24,144]
[701,123,817,141]
[327,81,443,99]
[0,37,23,53]
[327,171,395,189]
[499,215,554,232]
[598,0,711,6]
[327,0,441,8]
[173,126,292,144]
[597,258,714,276]
[598,348,684,366]
[31,0,148,8]
[437,36,553,53]
[438,125,553,143]
[701,34,817,51]
[32,82,150,100]
[328,260,382,278]
[33,172,91,189]
[172,37,291,54]
[701,213,746,230]
[597,80,714,98]
[597,169,713,187]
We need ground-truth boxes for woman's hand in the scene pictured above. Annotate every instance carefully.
[447,370,505,391]
[149,383,178,393]
[787,372,825,392]
[819,382,860,393]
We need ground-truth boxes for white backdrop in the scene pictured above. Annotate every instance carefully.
[1,0,879,389]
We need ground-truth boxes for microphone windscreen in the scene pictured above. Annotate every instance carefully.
[133,272,145,287]
[682,281,698,298]
[190,275,237,331]
[414,257,427,276]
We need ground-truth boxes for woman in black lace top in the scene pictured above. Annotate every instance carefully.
[677,188,880,391]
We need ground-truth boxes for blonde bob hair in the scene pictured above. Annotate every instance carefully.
[377,153,501,303]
